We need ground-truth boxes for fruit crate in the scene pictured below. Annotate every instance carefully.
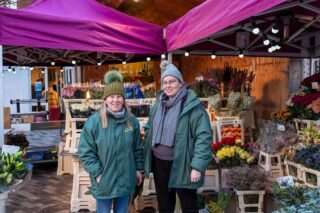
[302,167,320,188]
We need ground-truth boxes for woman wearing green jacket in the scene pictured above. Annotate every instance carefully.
[144,61,213,213]
[78,71,143,213]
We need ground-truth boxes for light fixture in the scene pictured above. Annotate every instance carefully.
[97,60,102,66]
[41,70,45,74]
[22,66,26,70]
[252,22,260,34]
[238,50,244,58]
[8,66,12,72]
[275,43,281,50]
[268,47,273,53]
[60,69,64,73]
[146,57,151,61]
[71,59,76,65]
[263,36,270,46]
[271,45,277,52]
[12,68,16,74]
[271,23,279,34]
[184,51,190,57]
[122,61,127,65]
[211,51,216,59]
[161,54,166,59]
[30,67,34,71]
[51,61,55,66]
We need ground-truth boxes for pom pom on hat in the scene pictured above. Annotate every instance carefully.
[103,70,125,99]
[104,70,123,84]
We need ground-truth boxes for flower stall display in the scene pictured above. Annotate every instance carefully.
[207,192,231,213]
[70,103,90,118]
[191,79,220,98]
[225,166,270,213]
[89,86,104,99]
[299,122,320,145]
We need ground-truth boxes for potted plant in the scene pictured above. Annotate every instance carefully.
[225,166,270,213]
[0,150,28,212]
[70,103,90,118]
[272,181,320,212]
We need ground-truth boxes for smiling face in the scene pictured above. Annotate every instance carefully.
[161,76,182,98]
[105,94,124,112]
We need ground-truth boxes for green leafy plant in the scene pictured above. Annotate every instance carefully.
[272,182,320,213]
[0,150,27,193]
[207,192,232,213]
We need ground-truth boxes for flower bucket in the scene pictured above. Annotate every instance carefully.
[0,192,8,213]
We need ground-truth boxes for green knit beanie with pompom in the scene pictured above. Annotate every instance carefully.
[103,70,125,99]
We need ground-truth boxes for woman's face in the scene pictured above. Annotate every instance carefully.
[162,76,182,98]
[106,95,124,112]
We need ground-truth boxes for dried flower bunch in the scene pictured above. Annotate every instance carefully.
[225,166,270,191]
[258,120,298,154]
[271,110,291,124]
[191,80,220,98]
[208,94,222,112]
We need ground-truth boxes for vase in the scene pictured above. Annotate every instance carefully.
[0,192,8,213]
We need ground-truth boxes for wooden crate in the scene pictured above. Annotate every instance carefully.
[57,155,73,175]
[236,190,265,213]
[284,160,304,181]
[258,151,283,179]
[302,167,320,188]
[134,195,158,211]
[71,174,96,212]
[141,173,156,196]
[70,132,81,154]
[293,119,313,135]
[216,119,244,143]
[198,169,219,193]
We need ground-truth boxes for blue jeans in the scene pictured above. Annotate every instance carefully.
[96,196,130,213]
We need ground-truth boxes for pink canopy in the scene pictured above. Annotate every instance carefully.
[166,0,286,51]
[0,0,165,54]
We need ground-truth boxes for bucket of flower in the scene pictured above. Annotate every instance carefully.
[212,137,254,190]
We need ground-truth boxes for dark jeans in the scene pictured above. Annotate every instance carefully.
[153,155,198,213]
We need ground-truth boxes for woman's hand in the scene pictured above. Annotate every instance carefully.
[190,169,201,183]
[136,171,143,186]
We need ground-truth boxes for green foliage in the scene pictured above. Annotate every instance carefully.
[272,181,320,213]
[207,192,231,213]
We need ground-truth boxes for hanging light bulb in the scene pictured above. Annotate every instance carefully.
[252,21,260,34]
[72,59,76,65]
[238,50,244,58]
[8,66,12,72]
[275,44,281,50]
[161,54,166,59]
[271,23,279,34]
[146,57,151,61]
[30,67,34,71]
[184,51,190,57]
[41,70,45,74]
[97,59,102,66]
[122,61,127,65]
[51,61,55,66]
[22,66,26,70]
[211,52,216,59]
[268,47,273,53]
[263,36,270,46]
[60,69,64,73]
[12,68,16,74]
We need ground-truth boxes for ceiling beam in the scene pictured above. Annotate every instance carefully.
[300,2,320,14]
[208,40,238,51]
[287,15,320,42]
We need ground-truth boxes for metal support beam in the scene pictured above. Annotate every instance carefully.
[0,45,4,145]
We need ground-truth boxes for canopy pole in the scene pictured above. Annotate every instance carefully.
[0,45,4,146]
[168,52,173,63]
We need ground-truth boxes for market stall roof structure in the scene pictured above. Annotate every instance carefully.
[167,0,320,58]
[0,0,165,66]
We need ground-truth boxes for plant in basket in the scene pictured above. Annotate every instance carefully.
[70,103,90,118]
[0,150,28,193]
[89,86,104,99]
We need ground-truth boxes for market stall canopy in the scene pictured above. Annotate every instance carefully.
[166,0,320,58]
[0,0,165,54]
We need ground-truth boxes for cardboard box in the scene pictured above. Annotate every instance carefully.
[22,115,34,123]
[3,107,11,129]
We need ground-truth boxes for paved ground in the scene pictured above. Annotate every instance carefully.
[5,163,276,213]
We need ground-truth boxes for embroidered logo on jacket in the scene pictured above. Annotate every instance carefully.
[124,127,133,133]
